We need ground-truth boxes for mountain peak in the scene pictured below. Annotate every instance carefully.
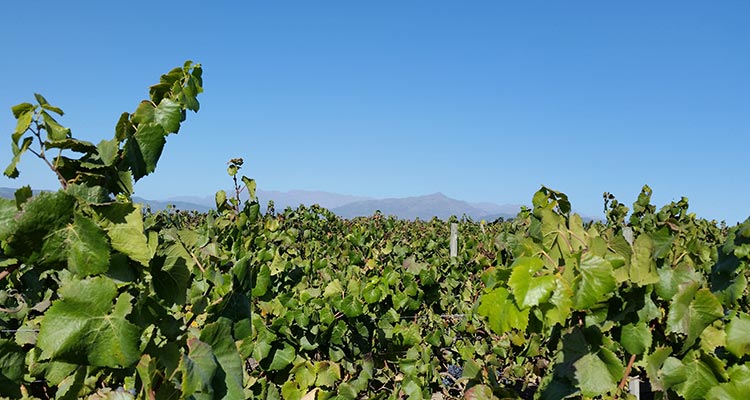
[332,192,516,220]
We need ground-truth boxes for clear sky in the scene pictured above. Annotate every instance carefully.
[1,1,748,223]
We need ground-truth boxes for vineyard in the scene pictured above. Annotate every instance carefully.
[2,63,750,400]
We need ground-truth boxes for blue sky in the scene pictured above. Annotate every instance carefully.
[1,1,748,223]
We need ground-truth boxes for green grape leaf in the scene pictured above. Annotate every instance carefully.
[252,264,271,297]
[661,356,720,400]
[543,278,573,327]
[508,256,556,308]
[4,136,33,178]
[132,101,155,125]
[656,263,703,301]
[706,364,750,400]
[574,353,618,397]
[651,227,675,259]
[33,93,50,107]
[242,176,256,201]
[645,347,673,391]
[337,295,363,318]
[315,361,341,388]
[0,199,17,240]
[477,287,529,335]
[571,254,616,310]
[667,282,723,351]
[268,343,296,371]
[630,234,660,285]
[45,138,97,153]
[621,322,652,355]
[154,98,182,133]
[132,122,166,178]
[215,190,227,210]
[37,277,140,367]
[114,112,133,142]
[66,213,111,276]
[152,242,191,305]
[97,139,119,166]
[180,337,218,398]
[324,279,344,298]
[12,105,34,140]
[11,102,35,118]
[200,318,244,399]
[726,313,750,357]
[95,203,151,266]
[0,340,25,397]
[3,191,75,262]
[41,110,70,141]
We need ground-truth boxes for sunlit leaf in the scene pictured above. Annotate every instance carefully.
[508,256,556,308]
[571,254,616,310]
[38,277,140,367]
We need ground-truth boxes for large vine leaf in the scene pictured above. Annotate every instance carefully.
[200,318,244,399]
[3,191,75,263]
[180,337,218,398]
[66,213,111,276]
[666,282,724,351]
[11,103,34,141]
[127,122,166,180]
[154,98,182,133]
[95,203,151,266]
[725,313,750,357]
[645,346,673,391]
[508,256,556,308]
[630,234,660,285]
[0,340,25,398]
[268,343,296,371]
[477,287,530,335]
[574,352,618,397]
[152,242,191,305]
[542,278,573,327]
[706,364,750,399]
[571,254,616,310]
[661,356,721,400]
[41,110,70,141]
[37,277,140,367]
[4,136,33,178]
[621,321,652,355]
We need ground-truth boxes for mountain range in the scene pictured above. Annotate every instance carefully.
[0,187,523,221]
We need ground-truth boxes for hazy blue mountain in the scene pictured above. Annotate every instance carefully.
[0,187,18,198]
[332,192,518,220]
[470,201,524,216]
[133,197,212,213]
[163,194,215,206]
[256,189,373,211]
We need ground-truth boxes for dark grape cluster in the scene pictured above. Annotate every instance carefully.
[441,364,464,386]
[447,364,463,378]
[499,376,514,386]
[496,370,514,386]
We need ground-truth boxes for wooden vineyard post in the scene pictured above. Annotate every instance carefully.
[450,223,458,258]
[628,377,641,400]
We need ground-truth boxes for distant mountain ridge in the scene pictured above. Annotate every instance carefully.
[332,192,520,220]
[0,187,523,220]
